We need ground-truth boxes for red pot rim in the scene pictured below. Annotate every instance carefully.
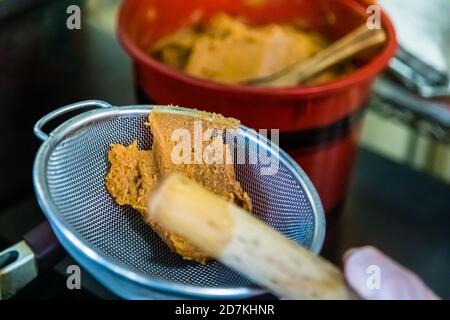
[117,0,397,99]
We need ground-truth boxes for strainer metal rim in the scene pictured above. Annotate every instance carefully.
[32,103,326,299]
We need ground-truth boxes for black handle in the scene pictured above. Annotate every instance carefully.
[23,221,65,273]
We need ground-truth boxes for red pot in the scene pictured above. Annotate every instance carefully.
[117,0,397,215]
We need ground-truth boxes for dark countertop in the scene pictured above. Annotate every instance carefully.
[0,0,449,299]
[334,149,450,298]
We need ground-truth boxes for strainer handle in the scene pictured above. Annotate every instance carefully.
[34,100,112,141]
[0,222,65,299]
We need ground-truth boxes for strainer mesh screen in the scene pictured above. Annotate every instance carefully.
[45,113,315,288]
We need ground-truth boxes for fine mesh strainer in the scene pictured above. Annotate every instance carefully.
[31,100,325,299]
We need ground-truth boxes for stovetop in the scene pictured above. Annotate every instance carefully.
[0,0,449,300]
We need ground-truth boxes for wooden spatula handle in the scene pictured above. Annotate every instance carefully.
[148,173,356,299]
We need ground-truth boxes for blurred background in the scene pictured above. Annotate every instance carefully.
[0,0,449,299]
[365,0,450,183]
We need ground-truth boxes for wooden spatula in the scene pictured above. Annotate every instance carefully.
[148,173,358,299]
[243,24,387,87]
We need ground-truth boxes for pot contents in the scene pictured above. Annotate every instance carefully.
[106,107,252,263]
[151,13,351,85]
